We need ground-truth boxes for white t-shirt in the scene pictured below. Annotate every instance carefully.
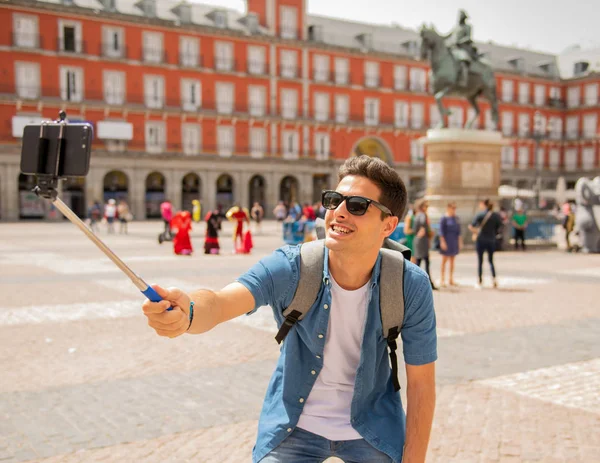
[296,275,369,440]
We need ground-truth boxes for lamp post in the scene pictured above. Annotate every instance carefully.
[532,111,546,209]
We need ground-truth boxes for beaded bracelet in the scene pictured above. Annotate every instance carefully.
[187,301,195,331]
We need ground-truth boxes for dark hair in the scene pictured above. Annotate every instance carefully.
[482,198,493,211]
[338,155,407,219]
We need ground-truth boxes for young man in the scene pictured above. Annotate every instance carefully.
[142,156,437,463]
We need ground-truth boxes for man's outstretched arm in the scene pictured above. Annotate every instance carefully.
[403,362,436,463]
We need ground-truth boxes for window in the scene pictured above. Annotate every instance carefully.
[314,92,329,122]
[535,147,545,169]
[248,85,266,116]
[181,79,201,111]
[549,86,560,100]
[518,146,529,169]
[102,26,124,58]
[180,36,199,67]
[250,128,266,158]
[501,111,514,136]
[585,84,598,106]
[365,98,379,125]
[282,130,299,159]
[280,50,297,78]
[518,82,530,105]
[217,126,235,157]
[182,124,201,155]
[448,106,463,128]
[15,62,40,99]
[582,147,595,170]
[518,113,530,137]
[313,54,329,82]
[216,82,234,114]
[335,95,349,123]
[411,102,424,129]
[281,88,298,119]
[394,65,407,90]
[534,84,545,106]
[566,116,579,139]
[549,116,563,140]
[567,87,580,108]
[280,6,297,39]
[409,68,426,92]
[466,108,480,129]
[549,148,560,170]
[248,46,266,75]
[564,148,577,171]
[394,101,409,128]
[502,80,514,103]
[410,140,424,165]
[143,31,163,63]
[583,114,597,138]
[144,75,164,108]
[13,14,38,48]
[501,146,515,169]
[60,66,83,102]
[314,133,330,160]
[334,58,349,85]
[58,19,82,53]
[145,121,166,153]
[213,11,227,29]
[103,70,125,105]
[215,41,234,71]
[485,109,494,130]
[365,61,379,88]
[429,104,440,128]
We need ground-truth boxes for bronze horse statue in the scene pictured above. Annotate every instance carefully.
[419,25,499,130]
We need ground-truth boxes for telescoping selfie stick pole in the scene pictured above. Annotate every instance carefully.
[32,112,168,307]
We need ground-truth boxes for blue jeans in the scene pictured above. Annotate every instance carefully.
[260,428,393,463]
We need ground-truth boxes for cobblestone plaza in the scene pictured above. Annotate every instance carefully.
[0,221,599,462]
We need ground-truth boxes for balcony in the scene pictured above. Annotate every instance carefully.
[280,27,300,40]
[247,60,267,75]
[334,72,350,86]
[364,76,380,88]
[57,38,86,54]
[548,98,566,109]
[247,103,268,117]
[142,47,166,64]
[101,42,127,59]
[312,70,331,83]
[12,33,41,49]
[214,57,236,72]
[14,85,41,100]
[179,53,203,68]
[279,65,298,79]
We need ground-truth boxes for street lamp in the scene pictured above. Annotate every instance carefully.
[533,111,547,209]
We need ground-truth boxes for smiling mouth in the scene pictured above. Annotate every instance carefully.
[330,224,353,235]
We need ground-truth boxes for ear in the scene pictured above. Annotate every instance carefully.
[383,215,399,237]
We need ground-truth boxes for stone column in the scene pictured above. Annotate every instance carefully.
[205,170,217,212]
[132,168,147,219]
[3,164,20,221]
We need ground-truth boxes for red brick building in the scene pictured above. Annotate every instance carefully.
[1,0,598,220]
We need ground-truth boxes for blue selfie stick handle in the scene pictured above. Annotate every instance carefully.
[141,285,173,311]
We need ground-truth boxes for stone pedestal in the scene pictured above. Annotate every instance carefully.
[419,129,506,232]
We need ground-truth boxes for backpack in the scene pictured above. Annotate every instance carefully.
[274,224,411,392]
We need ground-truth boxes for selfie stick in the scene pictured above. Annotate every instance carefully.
[32,111,167,307]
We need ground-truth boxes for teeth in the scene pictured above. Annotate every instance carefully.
[332,225,351,234]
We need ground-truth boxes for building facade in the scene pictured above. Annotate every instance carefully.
[1,0,599,220]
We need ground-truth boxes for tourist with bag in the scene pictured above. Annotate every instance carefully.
[468,199,503,289]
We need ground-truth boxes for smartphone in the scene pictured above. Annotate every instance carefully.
[20,123,93,177]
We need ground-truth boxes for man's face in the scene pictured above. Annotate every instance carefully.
[324,175,398,254]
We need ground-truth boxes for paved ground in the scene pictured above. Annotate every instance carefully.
[0,219,598,463]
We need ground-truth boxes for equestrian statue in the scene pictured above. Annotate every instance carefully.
[419,10,499,130]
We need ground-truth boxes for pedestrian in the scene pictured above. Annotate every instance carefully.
[439,202,462,287]
[117,200,131,234]
[273,201,287,222]
[226,204,250,253]
[403,203,417,263]
[192,199,202,223]
[563,202,575,251]
[469,199,503,289]
[412,199,437,290]
[251,201,264,235]
[88,200,102,233]
[142,155,437,463]
[160,199,173,239]
[104,198,117,234]
[171,211,193,256]
[204,208,221,254]
[511,205,528,250]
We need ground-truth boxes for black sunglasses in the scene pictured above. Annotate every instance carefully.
[321,190,392,217]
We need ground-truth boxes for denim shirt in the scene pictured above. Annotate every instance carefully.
[237,244,437,463]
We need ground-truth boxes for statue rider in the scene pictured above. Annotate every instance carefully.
[446,10,479,87]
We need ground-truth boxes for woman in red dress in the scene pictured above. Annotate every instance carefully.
[171,211,193,255]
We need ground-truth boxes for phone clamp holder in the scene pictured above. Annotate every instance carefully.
[32,110,68,200]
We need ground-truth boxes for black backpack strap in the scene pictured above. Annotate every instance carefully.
[379,248,406,392]
[274,240,326,345]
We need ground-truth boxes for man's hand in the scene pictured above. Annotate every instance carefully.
[142,285,191,338]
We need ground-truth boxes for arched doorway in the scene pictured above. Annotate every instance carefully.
[248,175,266,210]
[63,177,86,218]
[280,176,299,206]
[18,174,45,219]
[216,174,234,210]
[351,137,393,164]
[103,170,129,203]
[181,172,201,212]
[145,171,166,218]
